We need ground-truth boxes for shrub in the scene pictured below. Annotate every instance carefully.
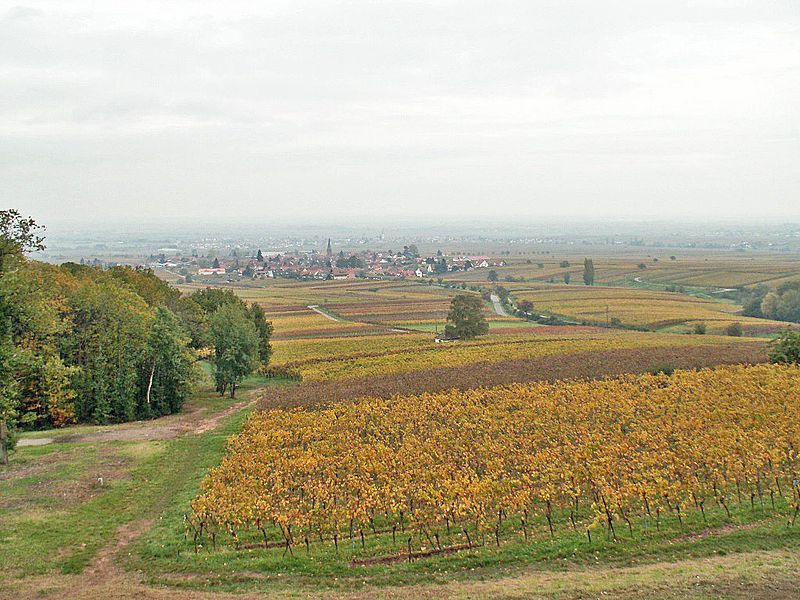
[725,322,743,337]
[769,329,800,365]
[693,323,707,335]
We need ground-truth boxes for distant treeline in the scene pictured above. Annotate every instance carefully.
[738,281,800,323]
[0,211,272,446]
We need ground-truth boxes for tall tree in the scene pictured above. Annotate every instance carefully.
[0,263,76,457]
[139,307,196,418]
[248,303,274,364]
[583,258,595,286]
[169,296,210,349]
[445,294,489,340]
[65,280,152,423]
[209,304,259,398]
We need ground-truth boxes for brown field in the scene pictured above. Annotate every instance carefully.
[258,341,767,409]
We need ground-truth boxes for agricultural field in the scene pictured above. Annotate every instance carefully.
[442,252,800,290]
[4,254,798,600]
[180,277,511,340]
[274,330,762,382]
[503,283,788,334]
[183,364,800,589]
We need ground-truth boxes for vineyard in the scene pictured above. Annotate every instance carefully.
[503,284,787,333]
[191,364,800,563]
[443,253,800,289]
[272,330,762,382]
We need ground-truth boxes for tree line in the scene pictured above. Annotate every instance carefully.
[0,211,272,458]
[741,281,800,323]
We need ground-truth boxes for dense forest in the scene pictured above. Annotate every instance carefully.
[0,211,272,452]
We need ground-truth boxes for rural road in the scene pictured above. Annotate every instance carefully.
[490,294,510,317]
[307,304,342,321]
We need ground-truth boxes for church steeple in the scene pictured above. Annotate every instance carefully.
[326,238,332,258]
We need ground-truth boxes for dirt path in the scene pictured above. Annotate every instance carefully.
[17,395,259,446]
[82,519,155,580]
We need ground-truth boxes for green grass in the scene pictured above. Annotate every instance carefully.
[129,475,800,594]
[0,373,286,582]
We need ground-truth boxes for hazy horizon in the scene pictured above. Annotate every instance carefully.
[3,1,799,225]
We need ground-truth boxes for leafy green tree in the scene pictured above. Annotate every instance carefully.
[1,214,203,443]
[769,329,800,365]
[0,264,76,456]
[139,307,196,418]
[248,303,274,364]
[169,296,209,349]
[725,322,743,337]
[256,249,264,262]
[760,283,800,322]
[445,294,489,340]
[583,258,595,286]
[190,287,244,314]
[761,292,779,319]
[0,209,45,271]
[487,270,498,282]
[209,303,259,398]
[693,322,706,335]
[336,255,365,268]
[741,284,769,317]
[66,280,152,423]
[563,272,571,284]
[107,266,180,307]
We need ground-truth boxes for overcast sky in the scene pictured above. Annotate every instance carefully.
[2,1,799,226]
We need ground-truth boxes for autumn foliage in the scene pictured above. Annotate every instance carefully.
[191,364,800,553]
